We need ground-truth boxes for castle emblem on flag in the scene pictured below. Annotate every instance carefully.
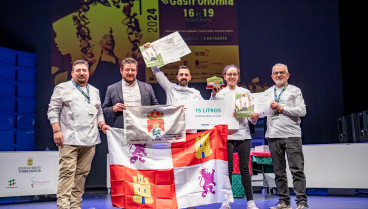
[198,168,216,198]
[195,133,213,159]
[147,110,165,138]
[133,174,153,204]
[129,144,147,164]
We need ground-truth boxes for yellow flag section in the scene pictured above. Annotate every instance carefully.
[107,125,233,209]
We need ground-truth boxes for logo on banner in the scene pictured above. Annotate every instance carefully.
[18,157,42,173]
[133,174,153,204]
[129,144,147,164]
[27,157,33,166]
[198,168,216,198]
[31,177,50,188]
[147,110,164,138]
[6,179,17,189]
[195,133,212,159]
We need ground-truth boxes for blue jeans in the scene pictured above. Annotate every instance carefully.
[267,137,307,205]
[227,140,254,201]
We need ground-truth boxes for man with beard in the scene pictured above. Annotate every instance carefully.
[47,60,110,209]
[254,63,309,209]
[102,57,159,128]
[144,42,203,105]
[151,65,204,105]
[151,65,204,209]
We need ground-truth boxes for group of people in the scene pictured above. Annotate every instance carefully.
[47,54,309,209]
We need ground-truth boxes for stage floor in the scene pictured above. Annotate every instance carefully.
[1,189,368,209]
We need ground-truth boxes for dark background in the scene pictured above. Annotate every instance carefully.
[0,0,366,188]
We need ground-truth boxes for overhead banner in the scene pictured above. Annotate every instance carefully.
[51,0,239,88]
[152,0,239,83]
[51,0,160,89]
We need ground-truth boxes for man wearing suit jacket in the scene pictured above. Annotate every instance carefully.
[102,57,159,128]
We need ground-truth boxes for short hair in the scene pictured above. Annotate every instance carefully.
[121,57,138,68]
[272,63,288,73]
[72,60,89,70]
[176,65,191,75]
[223,64,240,76]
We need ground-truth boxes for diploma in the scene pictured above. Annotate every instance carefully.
[139,31,191,67]
[235,93,253,118]
[160,31,191,58]
[139,44,164,67]
[154,37,181,65]
[252,92,273,118]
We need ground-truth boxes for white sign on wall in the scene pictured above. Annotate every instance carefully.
[0,151,59,197]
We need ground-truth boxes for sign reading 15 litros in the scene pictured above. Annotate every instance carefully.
[180,100,239,130]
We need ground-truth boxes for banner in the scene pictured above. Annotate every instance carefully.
[124,105,186,143]
[107,125,233,208]
[0,151,59,197]
[51,1,159,88]
[180,100,239,130]
[153,0,240,83]
[51,0,239,86]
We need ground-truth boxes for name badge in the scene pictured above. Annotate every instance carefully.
[88,107,95,115]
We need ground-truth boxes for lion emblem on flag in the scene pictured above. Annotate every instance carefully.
[129,144,147,164]
[198,168,216,198]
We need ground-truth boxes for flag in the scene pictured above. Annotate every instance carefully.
[107,125,233,209]
[124,105,186,143]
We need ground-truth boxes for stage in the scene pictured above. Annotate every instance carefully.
[0,188,368,209]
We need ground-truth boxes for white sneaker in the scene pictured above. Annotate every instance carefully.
[247,200,259,209]
[219,200,231,209]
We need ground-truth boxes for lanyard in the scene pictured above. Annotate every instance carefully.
[71,80,90,103]
[274,83,288,103]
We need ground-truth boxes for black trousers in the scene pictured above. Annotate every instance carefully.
[267,137,308,205]
[227,139,254,201]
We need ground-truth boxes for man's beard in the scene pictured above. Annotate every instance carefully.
[179,79,188,86]
[275,80,286,86]
[77,77,87,84]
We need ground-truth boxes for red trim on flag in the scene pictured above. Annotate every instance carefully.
[110,165,178,209]
[171,125,228,168]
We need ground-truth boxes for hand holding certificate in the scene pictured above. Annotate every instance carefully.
[140,31,191,67]
[235,92,273,118]
[235,93,253,118]
[251,92,273,118]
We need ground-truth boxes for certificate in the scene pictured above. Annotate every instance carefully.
[158,31,191,58]
[235,93,253,118]
[154,37,181,66]
[140,31,191,67]
[252,92,273,118]
[139,44,164,67]
[180,100,239,130]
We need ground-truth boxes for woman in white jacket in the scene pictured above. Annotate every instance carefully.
[211,65,259,209]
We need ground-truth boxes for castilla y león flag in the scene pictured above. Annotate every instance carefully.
[107,125,233,209]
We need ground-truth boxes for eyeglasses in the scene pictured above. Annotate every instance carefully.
[272,71,288,75]
[226,73,238,77]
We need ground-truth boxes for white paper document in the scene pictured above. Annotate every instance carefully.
[140,31,191,67]
[251,92,273,118]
